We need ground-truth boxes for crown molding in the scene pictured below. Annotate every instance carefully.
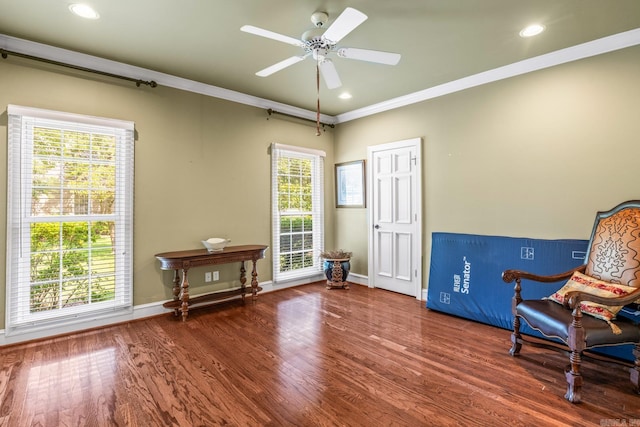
[2,28,639,126]
[0,33,336,125]
[335,27,640,123]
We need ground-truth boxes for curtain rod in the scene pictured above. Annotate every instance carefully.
[267,108,335,129]
[1,48,157,88]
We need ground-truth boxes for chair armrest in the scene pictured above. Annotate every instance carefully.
[564,286,640,308]
[502,265,586,284]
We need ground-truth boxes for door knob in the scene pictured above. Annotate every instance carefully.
[374,224,380,229]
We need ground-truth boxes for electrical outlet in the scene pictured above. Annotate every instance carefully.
[205,272,212,282]
[213,271,219,281]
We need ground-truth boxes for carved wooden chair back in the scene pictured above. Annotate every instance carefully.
[584,205,640,288]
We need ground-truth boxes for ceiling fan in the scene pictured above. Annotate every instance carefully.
[240,7,401,90]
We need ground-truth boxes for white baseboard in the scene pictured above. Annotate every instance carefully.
[268,274,324,291]
[0,277,317,347]
[0,302,167,347]
[348,272,426,301]
[0,274,423,346]
[347,272,369,286]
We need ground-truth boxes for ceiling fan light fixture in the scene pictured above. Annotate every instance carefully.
[519,24,545,38]
[69,4,100,20]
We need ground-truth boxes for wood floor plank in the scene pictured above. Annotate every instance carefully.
[1,283,639,426]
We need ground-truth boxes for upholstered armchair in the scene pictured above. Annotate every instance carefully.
[502,200,640,403]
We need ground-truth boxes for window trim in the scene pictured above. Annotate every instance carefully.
[6,104,134,336]
[271,143,325,283]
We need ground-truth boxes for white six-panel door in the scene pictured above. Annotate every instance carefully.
[368,138,422,298]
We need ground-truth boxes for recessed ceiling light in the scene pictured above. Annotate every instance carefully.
[339,92,352,100]
[519,24,545,38]
[69,4,100,20]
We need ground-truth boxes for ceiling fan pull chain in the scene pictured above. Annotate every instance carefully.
[316,61,321,136]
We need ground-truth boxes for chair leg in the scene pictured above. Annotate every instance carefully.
[509,279,523,356]
[510,316,522,356]
[563,306,586,403]
[564,349,584,403]
[632,344,640,394]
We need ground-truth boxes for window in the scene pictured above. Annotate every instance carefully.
[271,143,325,282]
[6,105,134,335]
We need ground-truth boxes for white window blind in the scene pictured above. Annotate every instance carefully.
[271,143,325,282]
[6,105,134,335]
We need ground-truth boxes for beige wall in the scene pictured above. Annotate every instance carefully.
[334,45,640,285]
[1,43,639,331]
[0,59,335,330]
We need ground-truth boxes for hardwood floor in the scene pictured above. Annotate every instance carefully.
[1,283,638,426]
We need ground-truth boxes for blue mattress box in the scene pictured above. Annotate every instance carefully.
[426,232,638,362]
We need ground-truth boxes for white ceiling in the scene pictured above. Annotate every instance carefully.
[1,0,640,118]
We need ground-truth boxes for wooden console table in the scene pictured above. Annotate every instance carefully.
[155,245,268,321]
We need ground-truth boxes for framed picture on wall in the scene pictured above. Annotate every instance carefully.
[335,160,366,208]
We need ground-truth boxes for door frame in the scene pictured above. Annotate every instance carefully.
[367,137,423,300]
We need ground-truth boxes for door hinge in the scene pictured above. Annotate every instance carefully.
[411,156,417,165]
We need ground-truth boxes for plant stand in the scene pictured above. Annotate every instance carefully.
[325,258,350,290]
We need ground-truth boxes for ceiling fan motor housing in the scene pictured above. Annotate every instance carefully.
[302,27,324,42]
[304,11,333,59]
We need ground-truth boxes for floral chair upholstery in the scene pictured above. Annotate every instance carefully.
[502,200,640,403]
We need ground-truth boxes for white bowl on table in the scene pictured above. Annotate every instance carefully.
[201,238,229,252]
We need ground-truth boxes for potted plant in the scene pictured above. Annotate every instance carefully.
[320,249,352,289]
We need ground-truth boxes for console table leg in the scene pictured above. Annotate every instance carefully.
[251,259,259,302]
[172,270,181,300]
[180,268,190,322]
[240,262,247,303]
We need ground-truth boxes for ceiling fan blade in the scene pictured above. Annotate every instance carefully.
[319,59,342,89]
[256,55,308,77]
[322,7,367,44]
[337,47,401,65]
[241,25,304,47]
